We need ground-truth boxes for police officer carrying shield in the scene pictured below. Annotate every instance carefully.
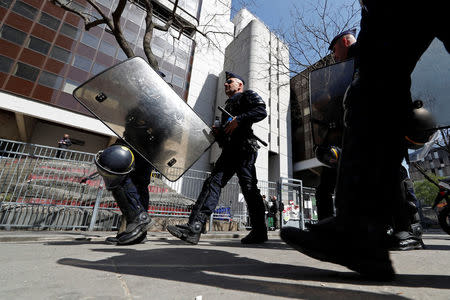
[314,29,357,222]
[93,70,169,245]
[314,29,426,250]
[167,71,268,245]
[95,145,152,245]
[281,0,449,280]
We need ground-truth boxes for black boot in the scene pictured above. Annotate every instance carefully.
[167,213,207,245]
[167,223,202,245]
[388,230,423,251]
[280,225,395,281]
[241,229,268,244]
[241,192,268,244]
[106,231,148,245]
[116,211,151,245]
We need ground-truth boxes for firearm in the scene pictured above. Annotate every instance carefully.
[218,106,268,147]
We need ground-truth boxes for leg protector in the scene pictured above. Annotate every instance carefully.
[240,185,267,244]
[109,183,151,245]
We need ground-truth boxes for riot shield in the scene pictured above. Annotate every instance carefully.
[73,57,215,181]
[411,38,450,128]
[309,59,354,147]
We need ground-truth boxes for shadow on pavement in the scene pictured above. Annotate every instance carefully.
[420,244,450,251]
[56,247,432,299]
[157,238,291,250]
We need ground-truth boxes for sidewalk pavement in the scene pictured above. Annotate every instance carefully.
[0,229,449,300]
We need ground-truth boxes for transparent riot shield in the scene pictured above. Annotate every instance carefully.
[411,38,450,128]
[73,57,215,181]
[309,59,354,147]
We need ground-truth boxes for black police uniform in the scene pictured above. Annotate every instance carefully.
[167,87,268,244]
[96,143,153,245]
[280,0,449,280]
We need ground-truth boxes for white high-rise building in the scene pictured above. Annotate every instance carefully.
[209,9,292,182]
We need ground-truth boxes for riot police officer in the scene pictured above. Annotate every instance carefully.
[315,29,425,250]
[97,70,171,245]
[281,0,449,280]
[95,144,152,245]
[167,71,268,245]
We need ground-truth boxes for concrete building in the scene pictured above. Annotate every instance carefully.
[409,147,450,181]
[0,1,290,182]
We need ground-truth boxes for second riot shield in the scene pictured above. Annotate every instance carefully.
[309,59,354,147]
[73,57,215,181]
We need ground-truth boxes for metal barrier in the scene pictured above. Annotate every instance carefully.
[0,138,288,231]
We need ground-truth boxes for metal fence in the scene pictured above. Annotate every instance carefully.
[0,138,316,231]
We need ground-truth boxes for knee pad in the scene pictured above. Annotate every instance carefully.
[95,145,135,189]
[411,223,423,239]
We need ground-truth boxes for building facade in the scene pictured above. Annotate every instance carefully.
[409,148,450,181]
[0,1,290,182]
[0,0,231,152]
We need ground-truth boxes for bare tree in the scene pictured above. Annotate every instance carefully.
[276,0,360,76]
[50,0,248,71]
[436,128,450,154]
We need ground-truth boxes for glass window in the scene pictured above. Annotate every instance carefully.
[96,0,112,9]
[91,62,107,75]
[0,0,13,9]
[163,54,175,65]
[152,44,164,58]
[12,0,38,20]
[60,23,80,40]
[62,79,79,94]
[50,46,72,63]
[27,36,51,55]
[116,48,128,61]
[99,40,116,56]
[72,55,92,72]
[0,55,13,73]
[38,71,63,89]
[175,57,186,70]
[160,68,172,81]
[38,12,61,31]
[0,25,27,46]
[81,32,100,49]
[124,28,138,45]
[63,0,85,11]
[13,62,39,82]
[127,3,144,25]
[172,74,184,88]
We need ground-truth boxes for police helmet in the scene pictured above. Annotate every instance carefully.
[405,100,437,149]
[95,145,135,188]
[315,145,341,168]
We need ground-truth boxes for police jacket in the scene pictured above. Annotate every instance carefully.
[218,90,267,151]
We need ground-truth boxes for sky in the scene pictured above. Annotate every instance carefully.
[231,0,296,32]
